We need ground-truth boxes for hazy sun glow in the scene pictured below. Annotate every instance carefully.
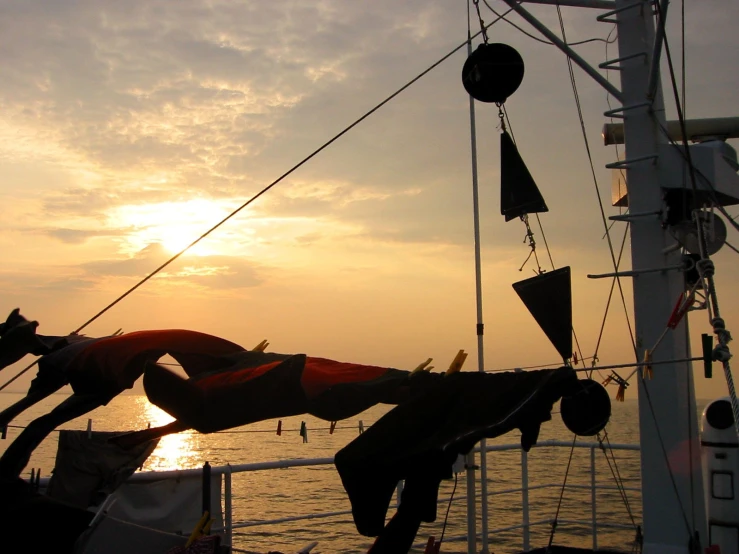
[138,396,202,471]
[111,199,234,256]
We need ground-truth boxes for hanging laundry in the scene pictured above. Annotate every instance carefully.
[334,367,604,551]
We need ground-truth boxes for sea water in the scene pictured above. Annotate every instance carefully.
[0,392,669,553]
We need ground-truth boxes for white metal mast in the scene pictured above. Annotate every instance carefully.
[613,1,706,552]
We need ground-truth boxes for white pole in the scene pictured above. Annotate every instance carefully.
[521,449,531,551]
[224,464,233,548]
[590,447,597,550]
[466,5,489,551]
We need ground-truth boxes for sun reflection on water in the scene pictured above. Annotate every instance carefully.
[134,396,203,471]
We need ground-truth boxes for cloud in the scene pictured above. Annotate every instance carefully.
[81,242,263,289]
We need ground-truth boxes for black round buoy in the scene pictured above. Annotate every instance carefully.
[560,379,611,436]
[462,43,524,104]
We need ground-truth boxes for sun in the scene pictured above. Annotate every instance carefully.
[112,198,232,256]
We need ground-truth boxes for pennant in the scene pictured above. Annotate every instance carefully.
[512,266,572,361]
[501,130,548,221]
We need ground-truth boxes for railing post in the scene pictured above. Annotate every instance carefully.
[521,448,530,552]
[466,451,477,554]
[225,464,232,549]
[202,461,212,517]
[591,447,598,550]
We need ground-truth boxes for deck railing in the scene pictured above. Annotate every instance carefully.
[115,439,640,552]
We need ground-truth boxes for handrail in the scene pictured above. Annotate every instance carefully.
[31,441,641,551]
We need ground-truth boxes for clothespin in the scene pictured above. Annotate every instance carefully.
[424,537,436,554]
[573,352,578,365]
[445,350,468,376]
[642,350,653,380]
[329,421,337,434]
[358,420,364,435]
[30,468,35,485]
[185,511,212,548]
[87,419,92,439]
[276,420,282,436]
[604,371,629,402]
[300,421,308,443]
[667,291,694,330]
[412,358,434,375]
[1,426,6,440]
[34,468,40,491]
[252,339,269,352]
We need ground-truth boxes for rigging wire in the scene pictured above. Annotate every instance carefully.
[590,224,631,380]
[0,10,516,393]
[554,5,637,362]
[597,429,638,527]
[547,434,578,548]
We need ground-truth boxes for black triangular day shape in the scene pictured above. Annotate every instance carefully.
[501,130,549,221]
[512,266,572,361]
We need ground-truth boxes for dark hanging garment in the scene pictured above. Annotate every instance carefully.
[143,353,412,433]
[334,367,578,552]
[65,329,247,396]
[500,130,548,221]
[0,329,249,479]
[513,266,573,361]
[46,430,159,509]
[0,308,78,372]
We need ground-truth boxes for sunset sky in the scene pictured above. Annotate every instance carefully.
[0,0,737,400]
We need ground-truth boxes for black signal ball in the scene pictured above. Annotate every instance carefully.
[462,43,525,104]
[560,379,611,436]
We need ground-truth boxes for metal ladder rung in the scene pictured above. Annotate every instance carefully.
[596,0,646,23]
[599,52,647,71]
[603,101,651,119]
[605,154,658,169]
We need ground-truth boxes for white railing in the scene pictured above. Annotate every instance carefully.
[109,440,640,552]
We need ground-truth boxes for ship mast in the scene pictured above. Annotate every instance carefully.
[613,1,707,552]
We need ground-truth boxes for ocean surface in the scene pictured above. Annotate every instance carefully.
[0,392,704,553]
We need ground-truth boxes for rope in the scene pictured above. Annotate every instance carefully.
[555,4,637,361]
[0,11,517,394]
[548,434,578,548]
[655,9,739,445]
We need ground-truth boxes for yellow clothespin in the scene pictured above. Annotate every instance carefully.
[642,350,653,380]
[251,339,269,352]
[411,358,434,375]
[446,350,468,376]
[616,383,626,402]
[185,511,210,547]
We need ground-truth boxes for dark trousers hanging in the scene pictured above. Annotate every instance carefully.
[0,393,110,479]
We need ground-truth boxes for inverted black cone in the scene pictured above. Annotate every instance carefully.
[512,266,572,361]
[501,130,548,221]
